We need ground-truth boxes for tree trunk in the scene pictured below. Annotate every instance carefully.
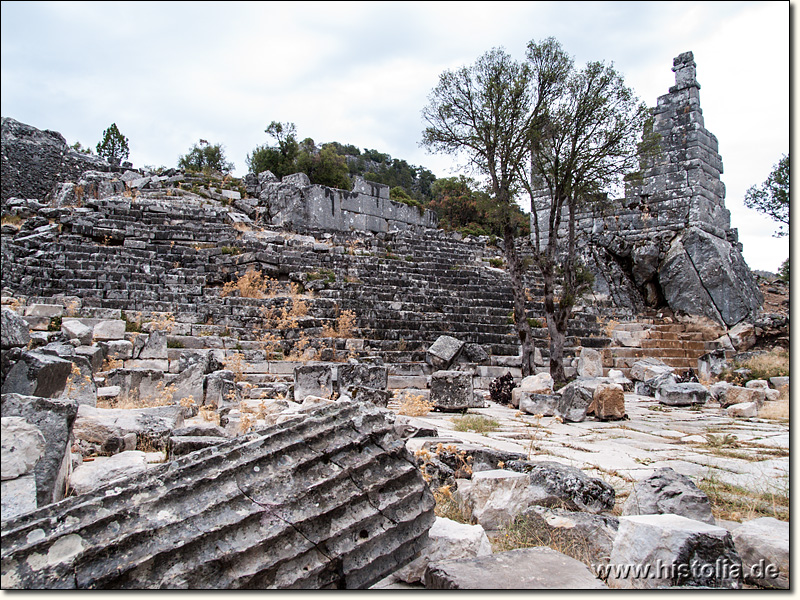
[504,229,535,377]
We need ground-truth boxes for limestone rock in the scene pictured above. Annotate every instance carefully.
[519,372,554,394]
[1,475,38,521]
[725,385,765,407]
[656,382,709,406]
[555,380,594,422]
[393,517,492,583]
[465,469,531,530]
[168,435,228,459]
[607,514,742,589]
[0,401,435,589]
[61,319,93,346]
[589,382,625,421]
[293,364,334,402]
[1,307,31,350]
[507,460,615,514]
[622,467,715,525]
[577,348,604,378]
[426,335,464,370]
[731,517,789,589]
[630,358,675,382]
[72,404,184,454]
[518,392,560,417]
[726,402,758,418]
[424,546,606,589]
[1,417,47,480]
[69,450,149,495]
[139,329,168,359]
[1,351,73,398]
[430,370,479,411]
[727,322,756,352]
[1,393,78,507]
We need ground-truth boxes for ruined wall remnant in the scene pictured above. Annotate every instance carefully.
[0,400,435,589]
[240,172,438,234]
[1,117,113,204]
[532,52,762,327]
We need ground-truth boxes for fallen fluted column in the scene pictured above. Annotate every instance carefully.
[1,401,435,589]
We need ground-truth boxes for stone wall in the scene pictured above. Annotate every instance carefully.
[1,117,112,204]
[532,52,762,327]
[239,172,438,234]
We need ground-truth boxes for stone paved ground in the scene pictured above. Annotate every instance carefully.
[404,394,789,503]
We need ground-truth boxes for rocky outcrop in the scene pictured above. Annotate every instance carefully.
[0,401,435,589]
[1,117,112,203]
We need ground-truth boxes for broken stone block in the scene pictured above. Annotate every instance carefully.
[92,319,126,341]
[168,435,228,459]
[607,514,742,589]
[655,382,709,406]
[293,364,335,402]
[1,417,46,480]
[725,385,766,407]
[139,329,168,359]
[769,376,788,394]
[344,386,390,407]
[1,351,73,398]
[204,369,237,408]
[0,401,435,589]
[630,358,674,382]
[727,322,756,352]
[74,345,104,373]
[1,307,31,350]
[697,349,729,381]
[430,370,479,411]
[73,404,183,455]
[24,303,63,318]
[622,467,715,525]
[1,393,78,507]
[69,450,149,495]
[555,380,594,422]
[589,382,625,421]
[518,392,560,417]
[507,460,615,514]
[393,517,492,583]
[465,469,531,530]
[102,340,133,360]
[577,347,604,378]
[61,319,93,346]
[60,355,97,407]
[424,546,607,589]
[516,505,620,566]
[426,335,464,370]
[338,364,388,393]
[1,475,37,521]
[726,402,758,418]
[731,517,789,589]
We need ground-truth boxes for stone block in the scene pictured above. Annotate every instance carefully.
[1,475,37,521]
[61,319,93,346]
[466,469,531,530]
[518,392,560,417]
[589,382,625,420]
[725,385,765,407]
[24,304,63,318]
[72,404,184,455]
[1,417,46,479]
[293,364,335,402]
[430,370,479,411]
[1,307,31,349]
[508,460,615,514]
[518,372,554,394]
[731,517,789,589]
[393,517,492,583]
[103,340,133,360]
[69,450,149,495]
[424,546,607,589]
[1,351,73,398]
[555,380,594,422]
[139,329,168,359]
[656,382,709,406]
[607,514,742,589]
[726,402,758,418]
[577,347,603,378]
[769,376,788,394]
[338,364,388,392]
[622,467,715,524]
[92,319,126,341]
[426,335,464,370]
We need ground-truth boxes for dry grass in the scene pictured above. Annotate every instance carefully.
[758,387,789,421]
[452,414,500,433]
[433,485,473,523]
[720,347,789,385]
[492,514,595,565]
[698,474,789,522]
[98,382,178,409]
[398,392,435,416]
[321,309,357,338]
[221,270,280,299]
[198,405,220,425]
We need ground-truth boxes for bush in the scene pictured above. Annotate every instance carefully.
[178,141,234,175]
[779,257,789,282]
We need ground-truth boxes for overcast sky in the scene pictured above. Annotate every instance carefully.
[1,1,790,272]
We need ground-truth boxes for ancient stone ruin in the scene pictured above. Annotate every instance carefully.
[0,52,789,590]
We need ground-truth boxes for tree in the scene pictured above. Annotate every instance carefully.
[745,154,789,237]
[178,140,234,174]
[520,39,651,385]
[422,47,541,376]
[96,123,129,166]
[247,121,300,179]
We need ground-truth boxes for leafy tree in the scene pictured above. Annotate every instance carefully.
[247,121,300,179]
[422,47,540,375]
[779,257,789,282]
[178,140,234,174]
[745,154,789,237]
[520,38,651,385]
[96,123,129,165]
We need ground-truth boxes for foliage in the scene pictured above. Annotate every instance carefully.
[96,123,130,165]
[321,309,357,338]
[220,269,279,299]
[397,392,435,416]
[720,348,789,384]
[779,257,789,282]
[744,154,789,237]
[178,140,234,175]
[452,414,500,433]
[70,141,93,155]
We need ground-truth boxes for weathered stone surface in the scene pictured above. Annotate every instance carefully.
[392,415,438,439]
[72,404,184,454]
[91,320,126,341]
[731,517,789,589]
[726,402,758,418]
[1,475,37,522]
[293,364,335,402]
[555,380,594,422]
[656,382,709,406]
[1,393,78,507]
[168,435,228,459]
[577,347,603,378]
[0,401,435,589]
[607,514,742,589]
[426,335,464,370]
[139,329,168,359]
[430,370,479,411]
[424,546,606,589]
[1,351,73,398]
[1,417,47,480]
[1,307,31,350]
[466,469,531,530]
[393,517,492,583]
[727,322,756,352]
[769,376,789,394]
[518,392,560,417]
[725,385,765,407]
[630,358,674,382]
[203,369,237,408]
[61,319,93,346]
[589,382,625,421]
[69,450,150,495]
[622,467,715,525]
[507,460,615,514]
[697,349,729,381]
[59,355,97,407]
[516,505,620,566]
